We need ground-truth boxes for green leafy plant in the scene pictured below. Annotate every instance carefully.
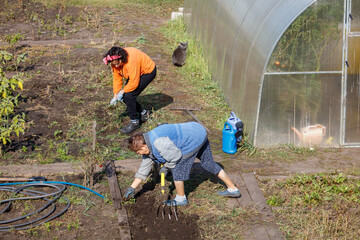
[0,50,28,72]
[267,194,285,206]
[4,33,24,46]
[43,222,51,232]
[237,133,257,157]
[70,96,85,104]
[48,121,59,128]
[0,52,26,155]
[22,146,28,152]
[54,129,63,140]
[66,219,80,230]
[56,142,73,161]
[134,33,147,44]
[16,52,28,69]
[0,51,13,64]
[270,2,343,72]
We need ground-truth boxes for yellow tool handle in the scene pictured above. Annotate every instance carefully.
[160,164,165,194]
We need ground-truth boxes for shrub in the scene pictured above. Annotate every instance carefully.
[0,51,26,155]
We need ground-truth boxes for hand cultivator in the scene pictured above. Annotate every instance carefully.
[157,164,178,221]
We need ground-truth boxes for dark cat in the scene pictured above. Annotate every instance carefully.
[172,41,188,67]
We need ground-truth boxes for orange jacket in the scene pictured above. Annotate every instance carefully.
[111,47,155,94]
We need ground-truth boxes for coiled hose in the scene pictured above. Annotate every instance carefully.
[0,181,105,231]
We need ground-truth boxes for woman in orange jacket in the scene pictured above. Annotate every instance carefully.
[103,46,156,134]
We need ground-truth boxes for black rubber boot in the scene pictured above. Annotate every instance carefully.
[120,120,140,134]
[140,110,151,123]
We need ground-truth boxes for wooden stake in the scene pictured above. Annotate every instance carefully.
[92,121,96,152]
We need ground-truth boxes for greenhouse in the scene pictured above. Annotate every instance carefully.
[183,0,360,147]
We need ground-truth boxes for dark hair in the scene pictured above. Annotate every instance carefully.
[104,46,129,64]
[127,133,146,152]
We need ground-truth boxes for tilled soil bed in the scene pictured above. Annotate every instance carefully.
[126,182,200,240]
[0,172,200,240]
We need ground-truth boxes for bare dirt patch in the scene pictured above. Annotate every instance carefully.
[126,181,200,240]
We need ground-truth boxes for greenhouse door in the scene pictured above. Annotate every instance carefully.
[344,0,360,146]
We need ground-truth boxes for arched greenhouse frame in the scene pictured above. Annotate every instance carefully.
[183,0,360,147]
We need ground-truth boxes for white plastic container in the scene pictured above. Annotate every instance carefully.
[171,12,183,20]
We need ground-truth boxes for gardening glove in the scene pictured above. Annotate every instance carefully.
[124,186,135,199]
[110,97,118,106]
[116,91,124,102]
[159,165,168,177]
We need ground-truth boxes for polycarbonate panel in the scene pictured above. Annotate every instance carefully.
[184,0,315,143]
[187,0,247,103]
[350,0,360,32]
[345,36,360,144]
[200,1,219,61]
[257,74,341,146]
[194,1,211,49]
[229,0,283,126]
[267,0,344,73]
[217,0,255,103]
[208,0,237,92]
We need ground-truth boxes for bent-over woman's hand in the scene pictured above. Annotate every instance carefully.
[124,186,135,199]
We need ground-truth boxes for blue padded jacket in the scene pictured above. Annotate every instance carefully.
[144,122,207,162]
[135,122,207,180]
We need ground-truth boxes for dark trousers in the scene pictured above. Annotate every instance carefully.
[123,66,156,120]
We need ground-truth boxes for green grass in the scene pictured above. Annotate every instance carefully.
[259,173,360,239]
[33,0,183,15]
[259,144,317,161]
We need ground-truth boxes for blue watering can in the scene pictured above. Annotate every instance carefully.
[222,122,237,154]
[227,111,243,143]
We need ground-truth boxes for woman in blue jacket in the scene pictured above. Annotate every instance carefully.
[124,122,241,206]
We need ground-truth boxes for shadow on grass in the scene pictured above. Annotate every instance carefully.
[99,92,174,128]
[182,162,226,196]
[137,93,173,111]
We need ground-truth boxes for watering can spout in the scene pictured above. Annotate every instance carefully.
[291,127,302,141]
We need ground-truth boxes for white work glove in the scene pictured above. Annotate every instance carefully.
[110,97,118,106]
[116,91,124,102]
